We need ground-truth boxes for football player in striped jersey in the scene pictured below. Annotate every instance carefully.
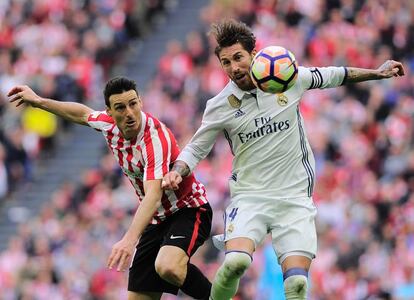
[8,76,213,300]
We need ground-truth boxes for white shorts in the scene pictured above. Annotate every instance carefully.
[222,196,317,262]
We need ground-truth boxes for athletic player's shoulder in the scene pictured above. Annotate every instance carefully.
[87,110,114,130]
[209,82,244,111]
[201,87,234,120]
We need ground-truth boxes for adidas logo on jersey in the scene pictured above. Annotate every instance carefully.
[234,109,245,118]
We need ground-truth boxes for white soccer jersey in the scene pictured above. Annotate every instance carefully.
[179,66,347,199]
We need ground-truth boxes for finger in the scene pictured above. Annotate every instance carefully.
[391,61,405,75]
[172,181,180,190]
[398,65,405,76]
[7,86,23,97]
[117,252,128,271]
[174,176,183,189]
[175,176,183,185]
[162,177,171,189]
[107,249,119,269]
[162,180,172,189]
[108,255,119,270]
[107,253,114,268]
[392,67,400,76]
[9,94,22,103]
[16,100,24,107]
[117,252,130,271]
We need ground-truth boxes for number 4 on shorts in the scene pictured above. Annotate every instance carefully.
[228,207,238,221]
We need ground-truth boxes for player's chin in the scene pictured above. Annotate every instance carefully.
[122,125,138,138]
[236,76,255,90]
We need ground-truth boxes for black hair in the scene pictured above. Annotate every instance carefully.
[209,19,256,57]
[103,76,138,107]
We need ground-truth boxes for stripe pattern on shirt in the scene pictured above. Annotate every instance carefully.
[223,129,235,155]
[296,107,315,196]
[88,111,208,224]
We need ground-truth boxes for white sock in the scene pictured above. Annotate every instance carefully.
[284,274,308,300]
[210,251,252,300]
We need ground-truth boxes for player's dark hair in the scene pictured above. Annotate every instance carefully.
[210,19,256,57]
[104,76,138,107]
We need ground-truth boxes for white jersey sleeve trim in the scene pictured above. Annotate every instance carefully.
[299,66,347,90]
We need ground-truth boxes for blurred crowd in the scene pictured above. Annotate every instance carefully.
[1,0,414,299]
[0,0,168,200]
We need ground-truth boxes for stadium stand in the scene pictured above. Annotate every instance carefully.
[1,0,414,299]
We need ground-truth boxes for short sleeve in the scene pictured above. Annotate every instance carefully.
[142,120,172,181]
[87,111,114,131]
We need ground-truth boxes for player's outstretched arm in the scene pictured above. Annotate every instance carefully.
[345,60,405,83]
[162,160,190,190]
[107,179,163,272]
[8,85,93,126]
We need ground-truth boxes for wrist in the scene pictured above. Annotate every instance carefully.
[172,161,190,177]
[34,96,45,108]
[123,231,139,244]
[377,70,387,79]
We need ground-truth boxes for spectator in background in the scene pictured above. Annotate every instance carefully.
[0,143,8,200]
[0,0,168,197]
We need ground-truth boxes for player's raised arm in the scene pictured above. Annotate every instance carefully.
[345,60,405,83]
[8,85,93,126]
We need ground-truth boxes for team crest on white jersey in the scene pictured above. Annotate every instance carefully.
[227,223,234,234]
[228,94,241,108]
[277,94,288,106]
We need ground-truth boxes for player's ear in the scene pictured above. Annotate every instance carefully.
[251,49,257,57]
[106,107,112,116]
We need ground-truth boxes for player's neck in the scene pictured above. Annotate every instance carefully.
[121,127,140,140]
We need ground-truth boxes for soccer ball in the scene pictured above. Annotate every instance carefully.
[249,46,298,94]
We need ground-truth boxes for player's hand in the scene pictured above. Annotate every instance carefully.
[107,238,136,272]
[162,171,182,190]
[7,85,42,107]
[377,60,405,78]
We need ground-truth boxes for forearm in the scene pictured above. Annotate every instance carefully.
[123,193,161,242]
[35,97,93,125]
[172,160,191,177]
[344,67,382,83]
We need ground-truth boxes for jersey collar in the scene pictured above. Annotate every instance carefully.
[229,80,258,100]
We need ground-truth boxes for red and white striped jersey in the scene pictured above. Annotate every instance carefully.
[87,110,208,224]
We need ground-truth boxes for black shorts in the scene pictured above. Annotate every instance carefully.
[128,203,212,294]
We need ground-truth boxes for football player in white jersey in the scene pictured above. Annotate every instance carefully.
[162,19,405,300]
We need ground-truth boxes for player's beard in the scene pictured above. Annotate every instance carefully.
[234,73,256,91]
